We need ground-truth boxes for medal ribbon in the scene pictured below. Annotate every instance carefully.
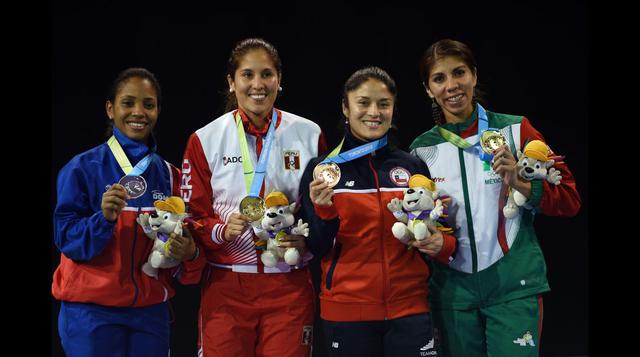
[107,136,153,176]
[320,135,388,164]
[437,103,496,162]
[235,110,278,196]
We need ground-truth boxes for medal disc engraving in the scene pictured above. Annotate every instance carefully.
[313,162,341,188]
[240,196,265,222]
[118,175,147,199]
[479,130,507,154]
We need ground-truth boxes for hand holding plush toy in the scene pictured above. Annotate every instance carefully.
[252,192,309,267]
[136,196,187,278]
[387,174,451,245]
[503,140,564,218]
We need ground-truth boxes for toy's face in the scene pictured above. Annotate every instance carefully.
[517,156,549,181]
[149,209,181,233]
[261,205,295,231]
[402,187,435,212]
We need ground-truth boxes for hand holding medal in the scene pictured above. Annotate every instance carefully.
[309,175,336,207]
[224,212,252,242]
[101,183,130,222]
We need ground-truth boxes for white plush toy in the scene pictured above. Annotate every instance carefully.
[503,140,563,218]
[252,191,309,267]
[136,196,187,278]
[387,174,451,245]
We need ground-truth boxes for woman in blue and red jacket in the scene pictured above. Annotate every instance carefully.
[300,66,457,357]
[52,68,205,357]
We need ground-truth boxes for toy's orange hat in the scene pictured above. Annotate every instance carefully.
[265,191,289,208]
[154,196,186,214]
[408,174,435,192]
[523,140,551,161]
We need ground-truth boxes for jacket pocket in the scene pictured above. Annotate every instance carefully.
[325,242,342,290]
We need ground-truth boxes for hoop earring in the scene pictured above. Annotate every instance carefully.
[431,98,444,125]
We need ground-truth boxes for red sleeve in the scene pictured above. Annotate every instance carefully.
[168,162,181,197]
[519,118,581,216]
[175,245,207,285]
[181,133,228,252]
[318,130,328,156]
[313,201,339,220]
[433,233,457,265]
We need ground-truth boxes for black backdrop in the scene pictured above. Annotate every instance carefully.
[51,2,589,356]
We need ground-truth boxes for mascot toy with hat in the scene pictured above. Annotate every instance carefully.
[387,174,452,245]
[136,196,187,278]
[503,140,563,218]
[252,191,309,267]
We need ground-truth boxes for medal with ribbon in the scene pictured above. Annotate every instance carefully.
[236,110,278,222]
[314,135,388,187]
[108,135,153,199]
[437,103,506,169]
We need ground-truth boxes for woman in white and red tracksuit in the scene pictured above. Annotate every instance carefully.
[181,38,326,357]
[410,39,582,356]
[52,68,205,357]
[300,66,457,357]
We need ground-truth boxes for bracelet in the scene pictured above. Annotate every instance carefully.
[188,246,200,262]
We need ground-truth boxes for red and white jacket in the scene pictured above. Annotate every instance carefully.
[181,109,325,267]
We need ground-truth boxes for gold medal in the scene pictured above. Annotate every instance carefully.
[313,162,341,188]
[479,130,507,154]
[239,196,265,222]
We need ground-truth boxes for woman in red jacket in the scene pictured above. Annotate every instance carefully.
[300,66,457,357]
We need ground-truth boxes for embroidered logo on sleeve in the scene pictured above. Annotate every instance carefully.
[284,150,300,171]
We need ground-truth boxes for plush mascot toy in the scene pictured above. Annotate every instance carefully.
[136,196,187,278]
[387,174,452,245]
[252,192,309,267]
[503,140,563,218]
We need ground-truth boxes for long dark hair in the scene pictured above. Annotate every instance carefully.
[418,39,485,125]
[223,38,282,113]
[104,67,161,138]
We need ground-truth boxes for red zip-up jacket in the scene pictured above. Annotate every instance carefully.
[299,131,457,321]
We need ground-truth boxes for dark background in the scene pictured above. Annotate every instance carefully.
[51,1,589,356]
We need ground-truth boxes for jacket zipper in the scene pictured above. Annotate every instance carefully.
[325,242,342,290]
[129,207,140,306]
[369,156,389,319]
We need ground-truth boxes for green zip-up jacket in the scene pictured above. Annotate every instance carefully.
[409,107,581,310]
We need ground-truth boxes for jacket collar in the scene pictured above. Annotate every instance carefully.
[339,128,392,157]
[236,108,282,137]
[111,126,156,164]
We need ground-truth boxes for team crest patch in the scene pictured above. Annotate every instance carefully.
[389,167,410,186]
[283,150,300,171]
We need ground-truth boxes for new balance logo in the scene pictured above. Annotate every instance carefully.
[419,338,436,356]
[331,342,339,348]
[345,181,355,187]
[513,331,535,347]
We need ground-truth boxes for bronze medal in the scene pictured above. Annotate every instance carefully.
[479,130,507,154]
[313,162,341,188]
[239,196,265,222]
